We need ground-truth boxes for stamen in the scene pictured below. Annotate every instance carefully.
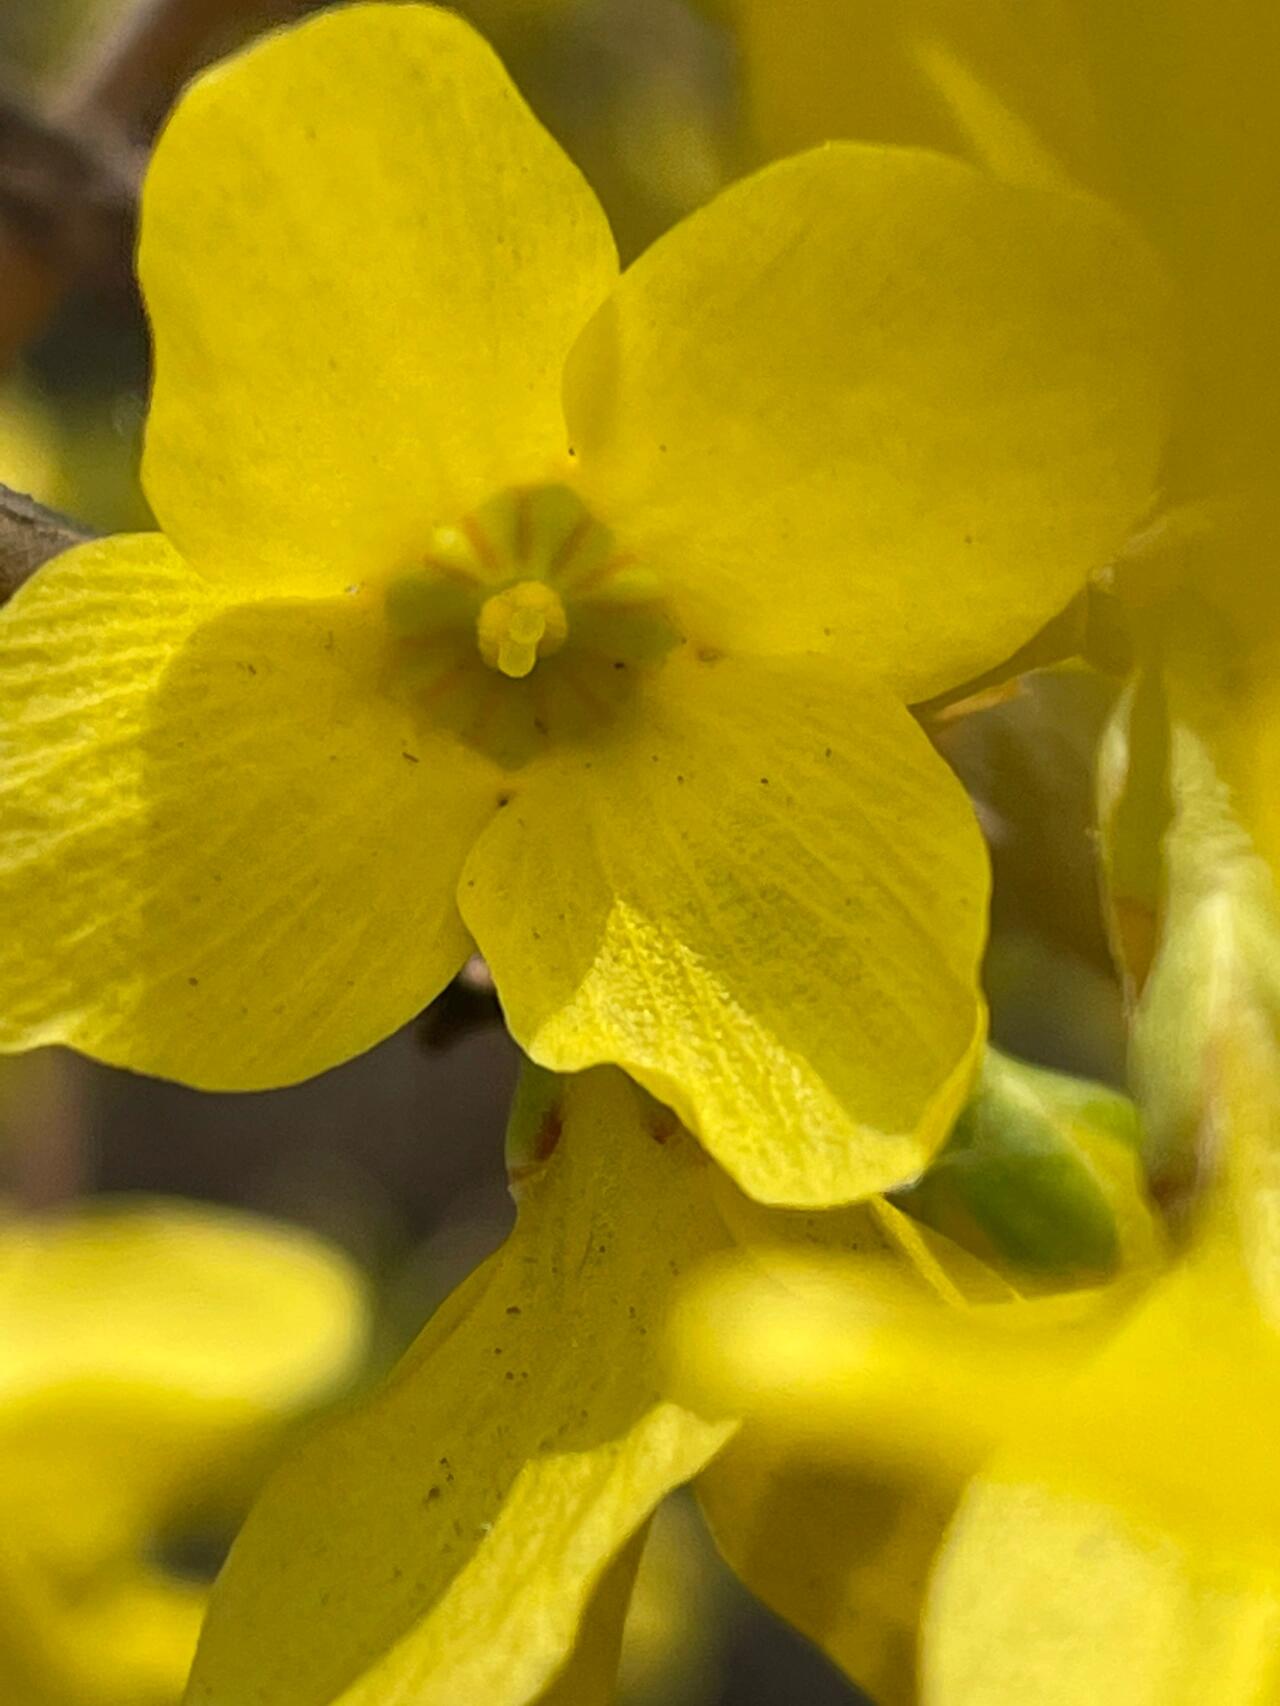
[476,580,568,679]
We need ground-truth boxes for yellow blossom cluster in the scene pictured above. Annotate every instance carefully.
[1,0,1275,1702]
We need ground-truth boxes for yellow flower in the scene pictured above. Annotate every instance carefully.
[0,1197,368,1705]
[180,1063,992,1706]
[0,3,1168,1204]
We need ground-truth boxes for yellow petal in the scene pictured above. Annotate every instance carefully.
[0,536,498,1087]
[47,1568,206,1706]
[566,144,1169,700]
[686,1194,1010,1706]
[925,1479,1280,1706]
[140,3,617,592]
[462,650,987,1205]
[534,1529,646,1706]
[184,1068,732,1706]
[699,1434,958,1706]
[1073,0,1280,495]
[675,1197,1013,1703]
[668,1246,1110,1465]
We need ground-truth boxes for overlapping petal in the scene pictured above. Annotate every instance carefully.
[140,2,618,592]
[565,144,1170,700]
[699,1434,959,1706]
[671,1200,1028,1702]
[731,0,1099,184]
[0,536,499,1087]
[183,1068,731,1706]
[926,1477,1280,1706]
[924,1247,1280,1704]
[462,649,987,1205]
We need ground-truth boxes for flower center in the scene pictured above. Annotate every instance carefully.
[476,580,568,678]
[382,482,679,768]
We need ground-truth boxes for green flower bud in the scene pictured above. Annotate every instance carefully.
[895,1049,1156,1285]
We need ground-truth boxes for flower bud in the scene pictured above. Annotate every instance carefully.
[895,1049,1156,1284]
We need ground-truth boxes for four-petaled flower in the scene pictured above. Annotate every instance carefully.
[0,2,1168,1204]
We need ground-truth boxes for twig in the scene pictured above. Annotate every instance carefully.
[0,0,287,370]
[54,0,268,130]
[0,483,94,605]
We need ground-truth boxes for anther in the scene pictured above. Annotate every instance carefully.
[476,581,568,680]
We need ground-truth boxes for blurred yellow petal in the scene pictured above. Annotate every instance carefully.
[1071,1,1280,494]
[0,1536,88,1706]
[0,1198,370,1584]
[56,1570,206,1706]
[731,0,1099,184]
[140,2,617,592]
[0,1198,368,1706]
[686,1242,1280,1554]
[184,1068,731,1706]
[925,1477,1280,1706]
[566,144,1169,700]
[670,1248,1112,1467]
[734,0,1279,501]
[923,1248,1280,1704]
[0,1198,368,1411]
[463,650,987,1205]
[678,1197,1013,1703]
[699,1435,957,1706]
[0,536,499,1086]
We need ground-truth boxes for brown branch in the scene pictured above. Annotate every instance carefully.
[0,483,94,605]
[54,0,268,130]
[0,0,293,371]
